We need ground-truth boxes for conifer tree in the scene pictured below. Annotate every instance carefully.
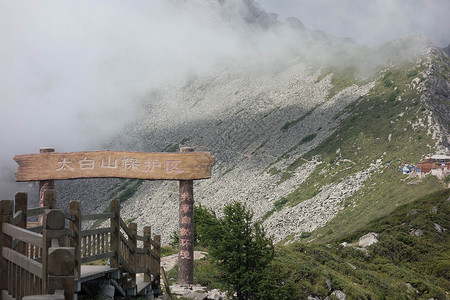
[209,201,274,300]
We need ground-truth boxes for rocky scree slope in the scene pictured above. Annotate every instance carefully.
[56,6,449,245]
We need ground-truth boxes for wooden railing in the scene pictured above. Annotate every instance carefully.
[0,193,75,300]
[68,198,161,295]
[0,192,161,299]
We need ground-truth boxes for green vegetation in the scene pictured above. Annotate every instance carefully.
[269,62,437,223]
[170,202,275,300]
[327,67,359,99]
[191,189,450,299]
[209,202,274,300]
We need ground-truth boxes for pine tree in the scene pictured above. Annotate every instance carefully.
[209,201,274,300]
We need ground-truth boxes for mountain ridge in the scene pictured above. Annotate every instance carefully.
[53,3,450,245]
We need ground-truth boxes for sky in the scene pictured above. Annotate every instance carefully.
[0,0,448,198]
[259,0,450,47]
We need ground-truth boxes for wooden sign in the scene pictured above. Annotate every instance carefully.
[14,150,215,181]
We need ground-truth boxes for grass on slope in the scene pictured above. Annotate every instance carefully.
[191,189,450,299]
[267,63,441,233]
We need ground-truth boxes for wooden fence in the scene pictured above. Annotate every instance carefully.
[0,191,161,299]
[0,193,74,300]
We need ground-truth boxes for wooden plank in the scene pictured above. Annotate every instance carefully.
[120,232,133,251]
[81,212,115,221]
[13,211,23,226]
[120,218,133,239]
[14,150,215,181]
[81,227,114,237]
[2,290,15,300]
[2,247,42,277]
[136,248,148,255]
[80,251,115,264]
[136,235,148,242]
[2,223,42,248]
[161,266,174,300]
[119,257,134,275]
[27,225,43,233]
[27,207,49,217]
[136,267,149,273]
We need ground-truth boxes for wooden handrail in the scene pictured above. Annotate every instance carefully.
[137,235,149,242]
[2,247,43,278]
[120,232,133,251]
[81,212,115,221]
[119,256,134,275]
[28,225,44,233]
[27,206,50,217]
[80,251,115,264]
[2,223,42,248]
[13,210,23,225]
[81,227,114,237]
[120,218,133,239]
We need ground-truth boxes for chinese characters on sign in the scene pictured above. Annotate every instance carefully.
[14,150,214,181]
[55,156,184,174]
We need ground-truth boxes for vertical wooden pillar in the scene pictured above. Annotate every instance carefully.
[178,147,195,285]
[47,247,75,300]
[110,199,121,268]
[128,222,137,290]
[0,200,13,294]
[43,189,56,209]
[143,226,152,282]
[42,209,66,293]
[69,201,81,280]
[153,235,161,292]
[39,147,55,224]
[15,192,28,255]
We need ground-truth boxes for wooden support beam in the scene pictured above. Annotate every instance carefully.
[38,148,55,225]
[69,201,81,280]
[0,201,14,295]
[110,199,121,269]
[128,222,137,289]
[143,226,151,282]
[152,235,161,293]
[178,147,195,285]
[15,192,28,255]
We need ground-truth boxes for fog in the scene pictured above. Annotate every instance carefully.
[259,0,450,47]
[0,0,448,198]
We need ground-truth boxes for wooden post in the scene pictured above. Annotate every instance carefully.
[42,209,66,293]
[110,199,120,268]
[38,147,55,224]
[153,235,161,293]
[47,247,75,300]
[43,189,56,209]
[69,201,81,280]
[143,226,151,282]
[15,192,28,255]
[128,222,137,290]
[0,200,13,295]
[178,147,195,285]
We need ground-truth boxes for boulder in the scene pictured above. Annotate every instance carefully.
[358,232,379,247]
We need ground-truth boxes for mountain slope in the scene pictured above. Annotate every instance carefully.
[190,188,450,299]
[57,2,450,246]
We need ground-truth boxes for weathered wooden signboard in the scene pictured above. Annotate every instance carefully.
[14,150,214,181]
[14,147,212,286]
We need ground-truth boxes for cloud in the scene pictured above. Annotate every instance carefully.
[258,0,450,47]
[0,0,446,199]
[0,0,270,197]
